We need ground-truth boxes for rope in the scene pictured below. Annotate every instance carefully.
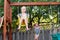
[17,0,20,14]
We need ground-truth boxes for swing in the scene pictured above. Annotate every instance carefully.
[16,0,26,26]
[17,16,26,26]
[22,19,25,25]
[16,0,29,27]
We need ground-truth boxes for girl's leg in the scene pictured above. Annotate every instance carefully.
[34,35,39,40]
[25,18,29,30]
[35,37,38,40]
[18,18,23,30]
[37,37,39,40]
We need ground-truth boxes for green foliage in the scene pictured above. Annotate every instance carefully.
[0,0,60,31]
[0,8,4,17]
[0,0,4,6]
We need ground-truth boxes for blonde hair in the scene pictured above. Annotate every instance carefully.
[21,6,26,10]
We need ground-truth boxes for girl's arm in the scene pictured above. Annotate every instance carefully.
[0,16,4,28]
[17,14,21,17]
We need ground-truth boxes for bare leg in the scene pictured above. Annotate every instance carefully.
[18,18,23,30]
[35,37,38,40]
[34,35,39,40]
[25,18,29,30]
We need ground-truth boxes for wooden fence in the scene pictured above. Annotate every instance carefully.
[0,30,51,40]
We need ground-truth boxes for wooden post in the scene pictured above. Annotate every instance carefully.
[4,0,12,40]
[3,0,8,40]
[6,0,12,40]
[8,7,12,40]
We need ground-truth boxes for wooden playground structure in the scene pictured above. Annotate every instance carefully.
[2,0,60,40]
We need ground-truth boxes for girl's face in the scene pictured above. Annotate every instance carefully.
[35,24,38,27]
[21,7,26,13]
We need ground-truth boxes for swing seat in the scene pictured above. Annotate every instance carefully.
[16,16,26,26]
[21,19,26,26]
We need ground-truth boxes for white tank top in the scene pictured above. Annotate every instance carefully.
[18,13,29,19]
[21,13,27,19]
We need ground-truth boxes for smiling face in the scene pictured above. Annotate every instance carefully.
[21,6,26,13]
[34,23,39,27]
[35,23,38,27]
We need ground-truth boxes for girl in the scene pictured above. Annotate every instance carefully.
[17,6,29,30]
[34,23,40,40]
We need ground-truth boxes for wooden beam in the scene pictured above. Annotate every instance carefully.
[10,2,60,6]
